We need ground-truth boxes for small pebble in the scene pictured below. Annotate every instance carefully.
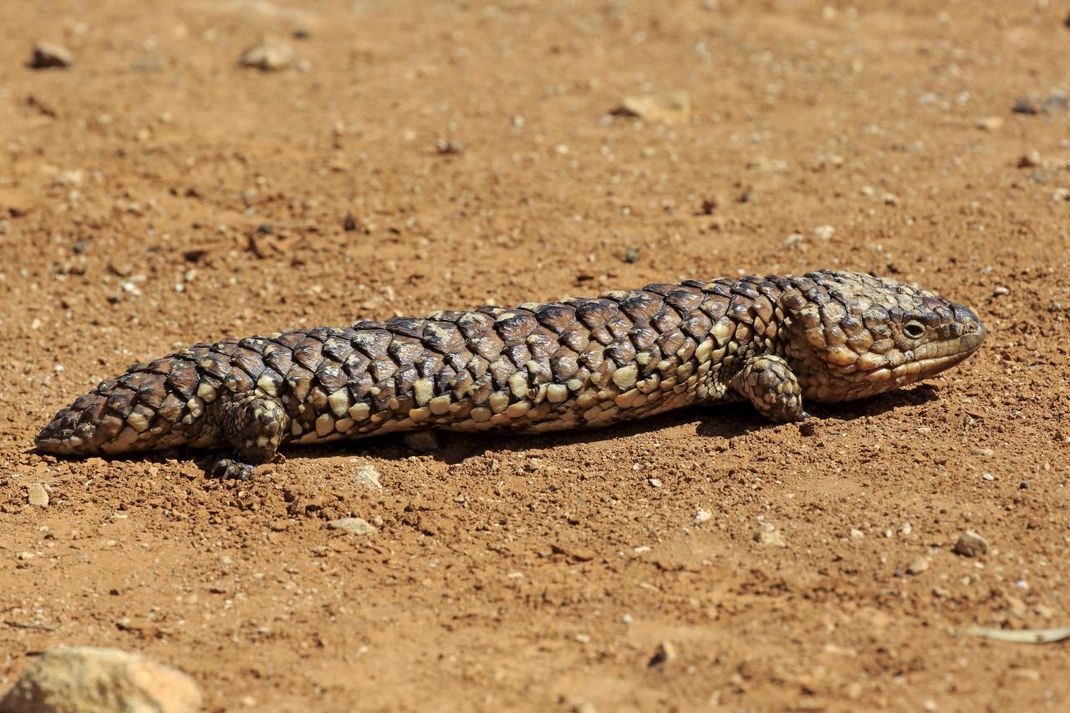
[813,224,835,241]
[976,116,1003,131]
[906,556,930,575]
[353,464,383,490]
[755,522,786,547]
[647,478,662,488]
[647,641,678,667]
[434,138,464,155]
[693,509,712,525]
[992,286,1009,297]
[610,92,692,124]
[29,42,73,69]
[238,42,294,71]
[952,530,989,557]
[1017,152,1041,169]
[27,483,49,508]
[327,517,377,536]
[1013,97,1039,115]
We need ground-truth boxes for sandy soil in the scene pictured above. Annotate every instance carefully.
[2,1,1070,711]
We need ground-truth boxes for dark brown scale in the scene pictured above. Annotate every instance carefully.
[389,338,424,366]
[524,328,559,359]
[254,367,283,395]
[292,337,325,372]
[574,300,612,330]
[558,324,590,353]
[350,327,392,359]
[346,370,375,399]
[470,333,505,361]
[682,312,713,340]
[368,358,396,383]
[535,303,576,332]
[135,380,168,409]
[322,335,354,363]
[422,322,465,354]
[105,389,136,417]
[503,343,531,369]
[416,354,443,379]
[286,367,316,402]
[197,353,231,381]
[589,326,614,346]
[550,352,579,380]
[445,368,472,398]
[488,358,517,388]
[157,394,185,422]
[604,342,637,367]
[664,286,704,314]
[307,386,329,414]
[495,311,538,343]
[656,329,687,356]
[456,312,494,339]
[387,318,428,340]
[144,358,175,375]
[316,363,348,393]
[728,298,754,324]
[526,359,553,384]
[232,347,267,381]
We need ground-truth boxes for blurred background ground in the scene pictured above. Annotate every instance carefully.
[1,1,1069,711]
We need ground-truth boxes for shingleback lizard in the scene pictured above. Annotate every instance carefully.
[36,270,985,479]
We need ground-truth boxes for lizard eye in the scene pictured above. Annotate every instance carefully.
[903,321,926,339]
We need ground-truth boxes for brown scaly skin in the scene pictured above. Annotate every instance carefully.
[36,271,986,479]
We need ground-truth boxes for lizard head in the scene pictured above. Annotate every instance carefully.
[776,270,985,402]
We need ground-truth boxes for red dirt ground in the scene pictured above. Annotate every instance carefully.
[2,1,1070,711]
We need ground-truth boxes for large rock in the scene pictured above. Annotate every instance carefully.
[0,646,202,713]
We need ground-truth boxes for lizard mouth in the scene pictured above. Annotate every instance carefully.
[872,327,986,385]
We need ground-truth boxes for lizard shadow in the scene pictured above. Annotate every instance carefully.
[28,385,941,473]
[283,383,941,468]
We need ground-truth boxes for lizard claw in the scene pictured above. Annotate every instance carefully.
[208,458,255,481]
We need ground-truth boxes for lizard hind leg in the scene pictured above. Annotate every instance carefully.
[730,355,808,422]
[211,394,289,479]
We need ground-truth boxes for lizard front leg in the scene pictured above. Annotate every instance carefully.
[209,394,289,480]
[729,355,808,422]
